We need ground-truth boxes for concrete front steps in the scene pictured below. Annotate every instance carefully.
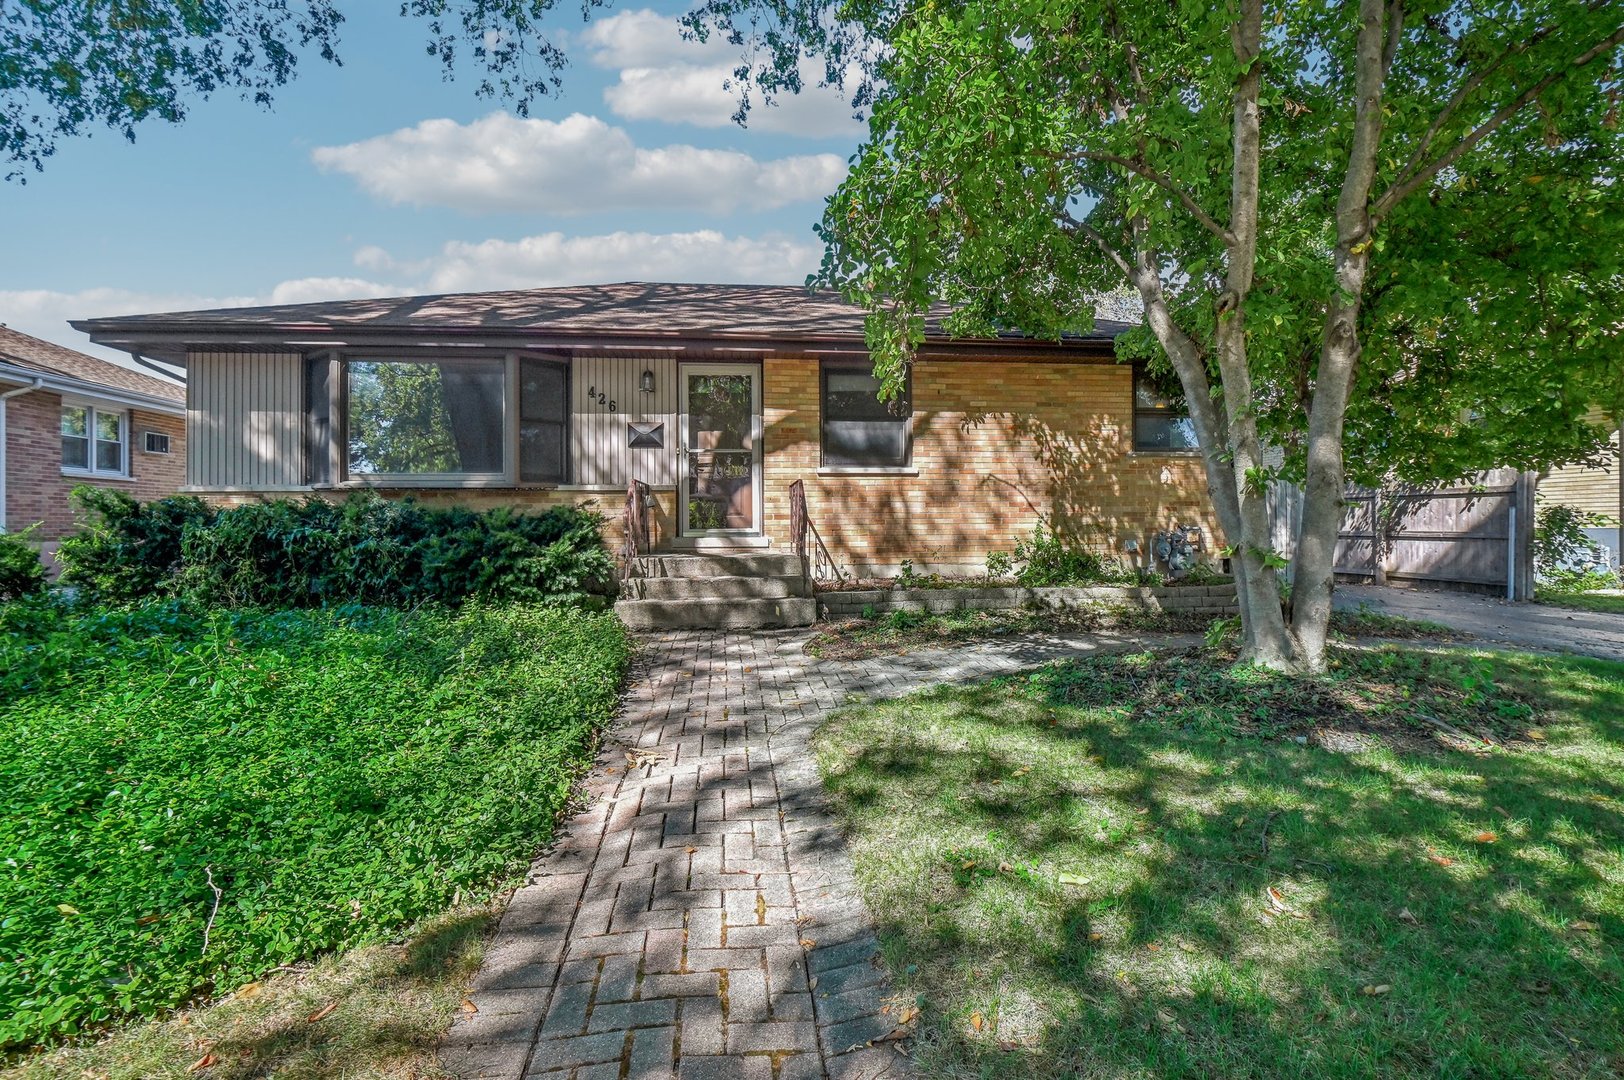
[615,551,817,630]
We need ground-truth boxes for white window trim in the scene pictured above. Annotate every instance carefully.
[61,403,130,479]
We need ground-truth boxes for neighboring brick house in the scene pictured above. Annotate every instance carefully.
[74,283,1217,623]
[1,325,186,564]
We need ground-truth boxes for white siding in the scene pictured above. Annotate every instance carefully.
[186,350,304,488]
[570,355,679,487]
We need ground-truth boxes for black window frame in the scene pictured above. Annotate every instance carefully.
[517,355,569,486]
[819,359,914,470]
[1132,367,1200,453]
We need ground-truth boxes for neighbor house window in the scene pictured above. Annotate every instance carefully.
[1133,369,1199,451]
[346,358,507,479]
[821,360,912,469]
[62,405,126,476]
[335,355,568,485]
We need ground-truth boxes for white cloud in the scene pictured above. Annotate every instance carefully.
[311,112,847,215]
[360,228,821,294]
[265,277,397,305]
[581,8,865,138]
[1,287,248,368]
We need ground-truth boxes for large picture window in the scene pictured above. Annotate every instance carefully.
[62,405,126,476]
[1133,368,1199,451]
[821,360,912,469]
[346,359,506,479]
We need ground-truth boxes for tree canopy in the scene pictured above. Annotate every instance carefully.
[1,0,605,181]
[693,0,1623,669]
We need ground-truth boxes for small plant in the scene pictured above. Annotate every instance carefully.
[0,525,47,602]
[896,559,921,588]
[985,550,1015,580]
[1532,504,1617,592]
[861,603,878,620]
[1205,614,1242,649]
[1010,524,1135,587]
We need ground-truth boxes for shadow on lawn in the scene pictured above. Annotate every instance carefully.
[822,657,1624,1079]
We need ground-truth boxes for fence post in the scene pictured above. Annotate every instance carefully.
[1506,505,1516,602]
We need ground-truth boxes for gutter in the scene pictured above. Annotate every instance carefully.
[0,378,45,532]
[0,359,184,417]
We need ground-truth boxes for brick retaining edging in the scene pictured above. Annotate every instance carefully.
[817,583,1238,619]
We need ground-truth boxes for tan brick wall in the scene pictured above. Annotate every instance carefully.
[4,389,186,544]
[763,357,1220,576]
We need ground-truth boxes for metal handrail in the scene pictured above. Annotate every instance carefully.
[788,479,844,585]
[622,478,650,582]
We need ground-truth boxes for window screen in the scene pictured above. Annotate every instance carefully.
[519,358,568,484]
[1133,368,1199,451]
[821,361,911,469]
[345,359,506,477]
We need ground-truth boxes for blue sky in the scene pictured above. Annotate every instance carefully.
[0,3,864,365]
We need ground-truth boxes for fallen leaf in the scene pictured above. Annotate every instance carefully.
[1472,831,1499,844]
[1088,932,1104,943]
[1146,942,1161,952]
[1362,984,1391,996]
[306,1002,338,1024]
[1057,872,1091,887]
[1267,887,1289,910]
[685,846,698,854]
[1525,728,1547,741]
[998,861,1014,873]
[1177,941,1197,954]
[1427,852,1454,867]
[1569,920,1601,932]
[800,938,817,949]
[186,1053,218,1073]
[1012,767,1031,777]
[1397,908,1419,925]
[896,1005,919,1025]
[233,982,262,1000]
[460,998,478,1014]
[970,1011,986,1032]
[56,904,79,916]
[961,860,976,870]
[136,914,162,926]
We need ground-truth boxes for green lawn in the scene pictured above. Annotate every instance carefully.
[1537,589,1624,616]
[814,646,1624,1078]
[0,599,628,1051]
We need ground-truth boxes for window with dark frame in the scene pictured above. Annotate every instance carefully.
[1133,368,1199,452]
[519,357,568,484]
[820,360,912,469]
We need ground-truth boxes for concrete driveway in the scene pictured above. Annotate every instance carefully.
[1333,584,1624,663]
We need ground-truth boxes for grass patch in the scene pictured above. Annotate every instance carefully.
[806,605,1460,661]
[1536,589,1624,616]
[1,905,494,1079]
[814,646,1624,1078]
[1326,607,1462,641]
[0,599,628,1051]
[806,606,1210,660]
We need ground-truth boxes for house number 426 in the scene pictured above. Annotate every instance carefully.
[586,386,616,411]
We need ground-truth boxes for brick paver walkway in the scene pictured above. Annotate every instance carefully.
[440,628,1171,1080]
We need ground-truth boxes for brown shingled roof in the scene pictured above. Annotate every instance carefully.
[75,281,1131,346]
[0,324,183,403]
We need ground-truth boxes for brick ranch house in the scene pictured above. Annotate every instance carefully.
[1,325,186,564]
[74,282,1221,624]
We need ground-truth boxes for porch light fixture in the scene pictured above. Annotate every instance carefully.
[640,368,656,394]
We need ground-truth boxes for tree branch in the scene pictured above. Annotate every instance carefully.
[1049,148,1236,243]
[1373,22,1624,219]
[1063,211,1136,281]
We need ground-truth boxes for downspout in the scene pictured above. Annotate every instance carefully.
[0,378,46,532]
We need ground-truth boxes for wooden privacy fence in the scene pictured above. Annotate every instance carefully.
[1268,469,1535,599]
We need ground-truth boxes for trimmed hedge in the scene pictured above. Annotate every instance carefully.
[0,527,46,602]
[57,488,614,607]
[0,599,629,1048]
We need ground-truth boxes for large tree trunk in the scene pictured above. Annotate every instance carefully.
[1290,0,1392,672]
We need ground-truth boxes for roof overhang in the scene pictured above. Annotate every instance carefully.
[69,322,1121,368]
[0,359,185,416]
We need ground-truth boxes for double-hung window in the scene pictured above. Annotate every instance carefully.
[821,360,912,470]
[62,405,127,476]
[333,355,568,485]
[1132,368,1199,452]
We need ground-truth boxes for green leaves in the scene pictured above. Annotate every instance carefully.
[0,600,630,1048]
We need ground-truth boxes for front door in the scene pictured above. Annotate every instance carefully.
[679,365,762,537]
